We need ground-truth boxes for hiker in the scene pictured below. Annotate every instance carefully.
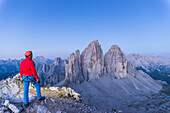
[20,51,45,107]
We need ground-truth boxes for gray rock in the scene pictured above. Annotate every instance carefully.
[4,111,10,113]
[65,40,104,82]
[37,105,51,113]
[65,50,84,83]
[56,111,62,113]
[56,111,66,113]
[81,40,104,81]
[0,106,8,112]
[0,75,20,99]
[104,45,127,78]
[8,104,22,113]
[3,100,9,106]
[38,57,68,86]
[118,110,123,113]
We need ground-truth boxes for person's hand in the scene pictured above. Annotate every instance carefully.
[37,79,40,83]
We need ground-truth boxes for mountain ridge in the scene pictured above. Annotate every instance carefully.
[0,40,169,113]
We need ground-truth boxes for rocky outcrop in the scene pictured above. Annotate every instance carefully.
[3,100,23,113]
[65,40,104,83]
[65,50,84,83]
[38,57,68,86]
[65,40,131,82]
[49,87,82,102]
[65,41,130,82]
[81,40,104,81]
[0,74,21,99]
[104,45,128,78]
[0,74,91,113]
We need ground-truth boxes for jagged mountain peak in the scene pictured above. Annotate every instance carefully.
[104,45,127,78]
[53,57,63,65]
[107,44,126,56]
[69,50,80,62]
[63,40,165,113]
[83,40,102,54]
[110,44,120,49]
[34,56,45,59]
[89,40,99,45]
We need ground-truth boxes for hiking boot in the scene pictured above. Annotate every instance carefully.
[24,103,29,108]
[37,96,45,102]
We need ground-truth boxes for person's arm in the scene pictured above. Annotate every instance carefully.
[30,61,39,80]
[20,62,23,79]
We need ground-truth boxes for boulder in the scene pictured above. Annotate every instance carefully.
[3,100,22,113]
[8,104,22,113]
[3,100,9,106]
[0,77,20,98]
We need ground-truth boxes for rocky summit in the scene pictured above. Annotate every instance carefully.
[65,40,160,84]
[65,40,162,94]
[104,45,128,78]
[63,40,169,113]
[81,40,104,81]
[65,40,104,83]
[0,74,106,113]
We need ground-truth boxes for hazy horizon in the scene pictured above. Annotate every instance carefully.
[1,45,170,61]
[0,0,170,60]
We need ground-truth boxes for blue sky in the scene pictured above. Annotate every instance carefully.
[0,0,170,59]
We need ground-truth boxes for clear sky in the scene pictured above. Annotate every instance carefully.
[0,0,170,60]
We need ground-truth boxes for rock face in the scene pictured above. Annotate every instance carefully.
[0,74,21,98]
[65,40,104,83]
[104,45,128,78]
[81,40,104,81]
[65,40,165,85]
[63,40,167,113]
[38,57,68,86]
[65,50,84,83]
[65,40,129,82]
[0,74,86,113]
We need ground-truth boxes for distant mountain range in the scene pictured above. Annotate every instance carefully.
[127,53,170,73]
[1,50,170,84]
[0,40,169,113]
[0,56,53,80]
[54,40,164,112]
[37,57,68,86]
[127,53,170,84]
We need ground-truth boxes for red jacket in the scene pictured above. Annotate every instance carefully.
[20,58,39,80]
